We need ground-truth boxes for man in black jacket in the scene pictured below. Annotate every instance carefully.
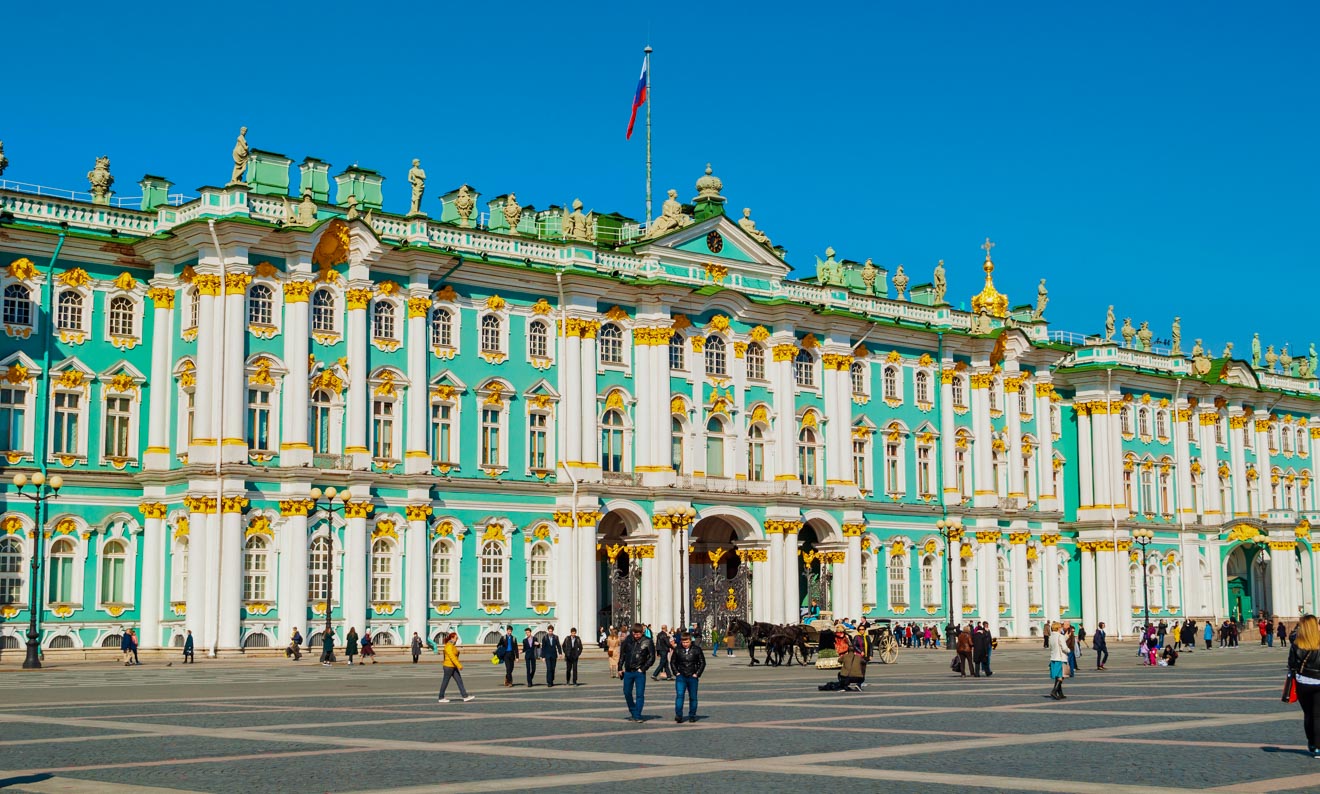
[652,626,672,681]
[972,624,992,677]
[618,622,655,722]
[496,625,518,686]
[671,632,706,723]
[1093,621,1109,670]
[522,628,539,687]
[541,625,562,687]
[563,628,583,685]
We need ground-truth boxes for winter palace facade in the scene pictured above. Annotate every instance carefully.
[0,143,1317,654]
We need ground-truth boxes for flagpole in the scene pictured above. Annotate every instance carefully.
[644,45,653,225]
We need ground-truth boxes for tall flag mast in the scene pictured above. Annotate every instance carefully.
[627,47,652,224]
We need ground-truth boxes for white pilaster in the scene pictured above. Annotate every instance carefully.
[655,522,673,628]
[578,517,598,635]
[783,526,801,621]
[561,323,581,466]
[1076,406,1095,510]
[1043,539,1060,625]
[404,294,430,474]
[1006,373,1025,501]
[280,280,312,466]
[190,278,220,464]
[1080,544,1097,632]
[405,506,428,641]
[970,373,995,508]
[138,506,165,648]
[847,533,863,620]
[144,289,175,470]
[579,324,600,482]
[343,499,369,636]
[280,504,309,644]
[767,529,785,624]
[184,498,211,642]
[1011,534,1029,636]
[220,272,249,464]
[1035,382,1056,509]
[218,501,243,649]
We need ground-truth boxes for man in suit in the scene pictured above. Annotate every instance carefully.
[497,625,518,687]
[972,623,992,678]
[541,625,563,686]
[1093,621,1109,670]
[522,628,539,687]
[563,627,583,685]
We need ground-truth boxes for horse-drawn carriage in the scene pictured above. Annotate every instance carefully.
[725,618,899,666]
[866,618,899,664]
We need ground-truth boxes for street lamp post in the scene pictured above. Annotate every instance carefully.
[11,472,63,669]
[1133,528,1154,631]
[308,485,350,654]
[935,518,964,641]
[664,506,697,632]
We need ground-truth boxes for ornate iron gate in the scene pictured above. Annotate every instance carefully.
[607,560,640,629]
[804,554,833,617]
[689,553,750,640]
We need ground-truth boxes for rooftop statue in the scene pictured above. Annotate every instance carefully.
[564,198,594,241]
[738,207,771,247]
[815,247,845,287]
[1170,317,1182,356]
[1104,305,1115,342]
[1120,317,1135,348]
[1137,321,1153,352]
[87,156,114,205]
[860,258,879,295]
[932,260,946,304]
[0,141,7,178]
[1281,345,1293,375]
[297,191,317,226]
[503,193,522,234]
[1222,341,1234,359]
[1265,344,1278,372]
[345,193,360,221]
[891,265,908,301]
[1311,343,1317,378]
[1033,278,1048,321]
[1191,338,1203,358]
[230,126,249,186]
[971,307,992,335]
[1302,354,1314,379]
[454,185,474,228]
[643,189,691,239]
[1252,333,1261,367]
[407,158,426,216]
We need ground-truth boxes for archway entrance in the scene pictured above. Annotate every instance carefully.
[798,522,831,620]
[687,516,750,638]
[1225,544,1266,623]
[597,512,639,631]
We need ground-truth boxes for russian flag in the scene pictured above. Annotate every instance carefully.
[626,54,648,140]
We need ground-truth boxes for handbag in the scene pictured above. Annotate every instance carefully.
[1283,672,1298,703]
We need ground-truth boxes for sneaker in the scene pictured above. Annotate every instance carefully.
[462,695,475,702]
[437,698,451,704]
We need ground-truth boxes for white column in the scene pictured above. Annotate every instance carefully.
[144,289,175,470]
[633,332,652,471]
[1043,539,1060,625]
[1272,543,1298,619]
[578,517,598,635]
[771,340,798,488]
[1174,402,1194,520]
[1011,535,1029,637]
[640,543,659,627]
[344,287,370,468]
[220,274,249,464]
[343,501,369,635]
[404,296,430,474]
[1092,405,1112,511]
[689,335,706,473]
[976,532,1000,636]
[1006,375,1025,500]
[783,526,801,621]
[280,503,309,644]
[751,554,771,622]
[1096,543,1116,633]
[579,324,599,480]
[184,498,212,641]
[405,506,428,641]
[1080,544,1097,632]
[655,521,673,629]
[940,371,958,505]
[190,278,220,463]
[1228,412,1248,515]
[847,533,863,620]
[561,322,581,466]
[971,374,994,507]
[1076,406,1094,509]
[1251,412,1270,515]
[1116,542,1133,631]
[202,509,222,652]
[767,527,785,624]
[1035,383,1056,506]
[1200,412,1223,519]
[553,513,577,635]
[654,328,674,480]
[218,499,243,649]
[949,536,963,621]
[281,281,312,466]
[138,504,165,648]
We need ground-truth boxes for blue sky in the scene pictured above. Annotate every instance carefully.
[5,2,1316,355]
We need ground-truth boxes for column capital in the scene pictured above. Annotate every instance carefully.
[343,500,375,519]
[138,502,168,519]
[279,498,315,517]
[405,504,433,522]
[147,287,175,309]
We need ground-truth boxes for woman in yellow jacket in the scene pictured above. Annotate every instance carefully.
[437,632,475,703]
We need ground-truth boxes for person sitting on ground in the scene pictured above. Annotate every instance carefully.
[837,642,866,691]
[1161,644,1179,667]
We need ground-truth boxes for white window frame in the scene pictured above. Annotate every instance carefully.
[243,534,272,602]
[888,551,909,609]
[47,534,86,608]
[851,361,868,398]
[914,369,931,405]
[0,373,35,460]
[527,318,552,362]
[599,322,625,366]
[478,390,509,470]
[794,349,817,389]
[431,537,459,604]
[601,408,631,474]
[106,295,137,339]
[797,426,821,485]
[370,537,399,603]
[310,287,341,336]
[50,379,90,462]
[669,334,687,371]
[920,552,940,609]
[2,283,34,330]
[526,403,554,474]
[431,306,457,355]
[479,539,509,605]
[372,394,399,462]
[704,414,727,478]
[704,335,728,378]
[371,298,400,344]
[169,530,189,604]
[431,392,459,467]
[479,312,507,357]
[55,289,89,335]
[94,523,137,610]
[952,375,967,409]
[527,540,552,605]
[746,342,765,381]
[246,281,279,331]
[0,534,27,607]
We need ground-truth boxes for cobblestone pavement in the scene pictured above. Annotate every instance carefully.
[0,641,1314,793]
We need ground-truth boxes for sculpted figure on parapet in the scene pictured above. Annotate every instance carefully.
[230,126,249,185]
[643,189,691,239]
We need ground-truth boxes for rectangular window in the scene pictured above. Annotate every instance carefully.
[888,558,908,607]
[104,395,133,458]
[481,408,501,467]
[669,338,685,370]
[431,549,451,602]
[528,412,548,470]
[373,399,395,459]
[0,386,25,451]
[49,555,73,604]
[885,443,901,494]
[53,392,80,455]
[917,445,932,496]
[371,553,392,601]
[246,389,271,452]
[432,403,453,463]
[852,440,867,491]
[100,555,125,604]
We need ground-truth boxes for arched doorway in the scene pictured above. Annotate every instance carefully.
[1225,544,1266,623]
[597,511,639,631]
[687,516,750,638]
[798,522,831,620]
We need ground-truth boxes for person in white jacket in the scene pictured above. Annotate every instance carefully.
[1048,622,1070,700]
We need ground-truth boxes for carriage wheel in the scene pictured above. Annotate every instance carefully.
[880,640,898,664]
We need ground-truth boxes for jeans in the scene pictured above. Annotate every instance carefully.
[1268,633,1275,647]
[1067,651,1077,675]
[622,671,647,719]
[675,674,699,718]
[438,667,468,699]
[544,656,558,685]
[565,656,579,684]
[1095,646,1109,668]
[1299,681,1320,748]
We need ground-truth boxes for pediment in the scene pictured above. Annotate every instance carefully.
[635,214,790,282]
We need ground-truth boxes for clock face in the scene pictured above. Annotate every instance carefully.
[706,231,724,254]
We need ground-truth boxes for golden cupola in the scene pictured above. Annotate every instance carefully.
[970,237,1009,317]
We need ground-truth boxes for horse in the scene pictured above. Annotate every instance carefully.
[726,618,777,665]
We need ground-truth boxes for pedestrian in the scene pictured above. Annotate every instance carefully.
[671,631,706,723]
[564,627,583,685]
[120,630,135,666]
[129,629,140,665]
[1093,621,1109,670]
[496,625,517,687]
[652,626,671,681]
[360,631,376,664]
[411,632,423,663]
[436,632,475,704]
[973,623,992,677]
[1261,619,1270,646]
[541,625,562,686]
[522,628,538,686]
[1043,620,1051,649]
[955,625,974,677]
[598,627,607,649]
[724,628,736,657]
[1065,625,1078,677]
[183,629,195,664]
[1279,621,1289,648]
[320,630,335,666]
[1048,621,1068,700]
[607,627,621,679]
[1078,624,1088,648]
[1288,614,1320,757]
[711,625,723,658]
[1204,620,1214,651]
[345,627,359,666]
[287,628,303,661]
[618,622,655,722]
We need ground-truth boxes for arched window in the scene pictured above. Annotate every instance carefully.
[888,552,908,608]
[797,427,819,485]
[480,540,506,603]
[310,388,333,455]
[853,434,870,491]
[883,366,899,400]
[186,286,200,330]
[1018,382,1030,412]
[915,370,930,404]
[960,557,975,608]
[56,291,83,330]
[1058,554,1071,610]
[430,307,453,348]
[372,395,396,459]
[1155,410,1168,439]
[100,539,126,604]
[1027,556,1041,608]
[430,538,457,603]
[861,552,876,607]
[997,554,1009,607]
[851,361,867,395]
[308,536,331,603]
[528,320,549,358]
[109,296,136,337]
[171,536,189,602]
[1159,464,1172,514]
[1164,563,1179,609]
[243,535,270,601]
[705,415,726,478]
[951,375,966,408]
[671,417,685,473]
[669,334,686,370]
[705,335,727,376]
[1138,408,1150,437]
[311,289,335,332]
[1140,465,1154,512]
[599,323,624,364]
[920,553,939,608]
[528,542,550,603]
[480,314,502,353]
[601,409,626,473]
[1284,429,1294,455]
[746,343,765,380]
[370,538,395,601]
[0,536,24,605]
[248,284,274,326]
[1120,406,1133,435]
[1148,562,1164,609]
[1129,563,1141,612]
[2,284,33,327]
[748,424,766,481]
[794,350,815,388]
[48,538,75,598]
[372,301,396,341]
